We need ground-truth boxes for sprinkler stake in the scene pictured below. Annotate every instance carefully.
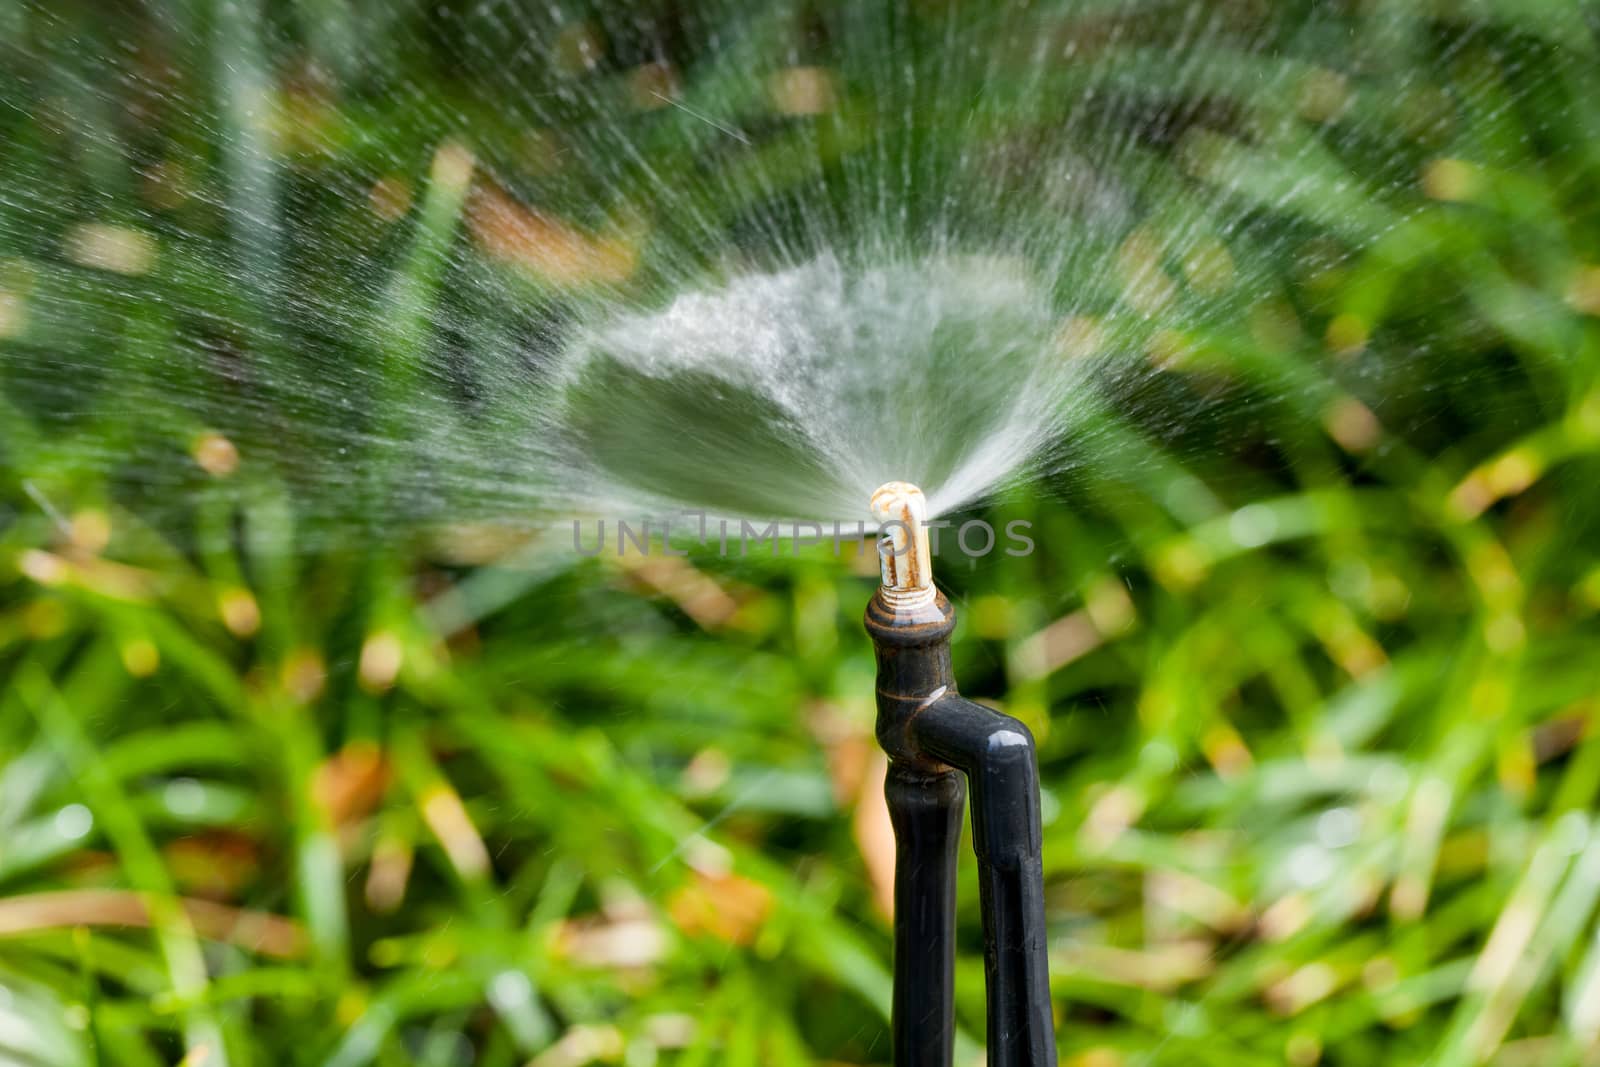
[865,482,1057,1067]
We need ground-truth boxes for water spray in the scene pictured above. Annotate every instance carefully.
[865,482,1057,1066]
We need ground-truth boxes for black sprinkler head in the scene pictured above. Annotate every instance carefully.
[864,481,1058,1067]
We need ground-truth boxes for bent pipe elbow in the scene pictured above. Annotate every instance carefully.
[909,694,1043,870]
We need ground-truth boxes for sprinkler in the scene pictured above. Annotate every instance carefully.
[866,482,1057,1067]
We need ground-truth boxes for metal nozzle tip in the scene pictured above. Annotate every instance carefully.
[871,481,936,609]
[870,480,925,522]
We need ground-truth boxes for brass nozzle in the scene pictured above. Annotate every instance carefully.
[871,481,937,610]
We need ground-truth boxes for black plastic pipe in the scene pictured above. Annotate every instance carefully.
[885,762,964,1067]
[914,695,1054,1067]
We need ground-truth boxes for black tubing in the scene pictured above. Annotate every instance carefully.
[913,695,1055,1067]
[885,763,965,1067]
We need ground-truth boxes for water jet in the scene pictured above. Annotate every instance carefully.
[865,481,1056,1067]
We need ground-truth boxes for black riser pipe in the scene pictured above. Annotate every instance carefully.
[886,765,965,1067]
[913,694,1056,1067]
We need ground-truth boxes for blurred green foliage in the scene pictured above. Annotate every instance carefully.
[6,2,1600,1066]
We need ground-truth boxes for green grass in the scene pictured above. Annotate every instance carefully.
[5,2,1600,1065]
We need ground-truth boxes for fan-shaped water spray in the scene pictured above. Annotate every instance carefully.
[549,252,1082,522]
[1,1,1591,548]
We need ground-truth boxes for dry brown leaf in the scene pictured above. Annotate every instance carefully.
[469,184,638,287]
[0,889,305,958]
[311,741,390,829]
[163,832,260,899]
[666,870,773,945]
[615,553,739,629]
[852,751,895,919]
